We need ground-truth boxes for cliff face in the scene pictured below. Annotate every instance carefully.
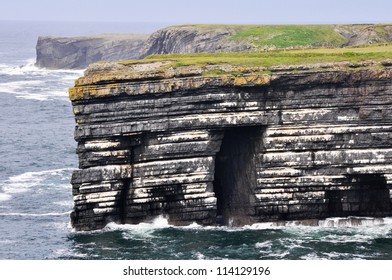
[36,34,148,69]
[336,25,392,46]
[140,25,252,57]
[69,61,392,231]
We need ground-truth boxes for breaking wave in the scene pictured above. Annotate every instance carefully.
[0,59,83,101]
[0,211,72,217]
[0,168,73,201]
[82,215,392,233]
[65,215,392,260]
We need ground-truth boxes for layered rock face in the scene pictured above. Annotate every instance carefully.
[36,34,148,69]
[140,25,252,57]
[69,61,392,231]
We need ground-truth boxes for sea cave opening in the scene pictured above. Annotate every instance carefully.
[213,126,263,226]
[327,173,392,217]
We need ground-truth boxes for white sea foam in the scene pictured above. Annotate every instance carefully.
[0,211,72,217]
[52,248,89,259]
[0,193,12,201]
[255,240,274,254]
[321,251,369,260]
[194,252,207,260]
[0,59,84,76]
[0,79,68,101]
[319,233,373,244]
[98,215,392,235]
[300,253,326,260]
[0,80,43,94]
[0,59,83,101]
[318,216,385,228]
[0,168,73,195]
[106,215,171,232]
[182,222,203,229]
[244,222,281,230]
[0,239,16,245]
[245,216,392,232]
[255,240,274,248]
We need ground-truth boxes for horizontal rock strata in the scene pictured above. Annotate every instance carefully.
[70,61,392,230]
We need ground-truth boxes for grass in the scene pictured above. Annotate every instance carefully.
[119,44,392,70]
[230,25,348,48]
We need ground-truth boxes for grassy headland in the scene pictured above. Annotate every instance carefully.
[230,25,347,48]
[175,23,392,49]
[116,24,392,74]
[120,44,392,70]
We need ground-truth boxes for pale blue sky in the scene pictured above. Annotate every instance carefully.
[1,0,391,24]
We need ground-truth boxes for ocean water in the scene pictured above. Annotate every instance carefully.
[1,20,392,260]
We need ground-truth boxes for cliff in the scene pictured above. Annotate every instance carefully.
[139,25,252,57]
[36,34,148,69]
[69,46,392,231]
[37,24,392,70]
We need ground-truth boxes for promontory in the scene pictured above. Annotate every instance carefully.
[69,41,392,231]
[38,24,392,69]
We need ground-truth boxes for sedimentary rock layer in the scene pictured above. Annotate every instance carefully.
[69,61,392,231]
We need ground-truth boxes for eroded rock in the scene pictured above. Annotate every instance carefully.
[69,61,392,230]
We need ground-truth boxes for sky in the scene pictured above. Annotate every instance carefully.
[1,0,392,24]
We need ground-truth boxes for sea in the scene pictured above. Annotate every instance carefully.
[1,20,392,260]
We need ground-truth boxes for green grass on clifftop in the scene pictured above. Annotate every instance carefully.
[230,25,348,48]
[120,44,392,69]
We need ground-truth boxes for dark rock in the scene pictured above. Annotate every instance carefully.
[69,61,392,231]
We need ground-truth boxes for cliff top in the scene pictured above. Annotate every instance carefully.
[80,43,392,81]
[69,43,392,101]
[151,23,392,49]
[132,43,392,68]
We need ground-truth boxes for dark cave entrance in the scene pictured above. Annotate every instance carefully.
[213,126,263,226]
[327,174,392,217]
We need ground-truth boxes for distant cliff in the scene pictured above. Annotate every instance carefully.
[36,34,148,69]
[37,24,392,70]
[139,25,252,57]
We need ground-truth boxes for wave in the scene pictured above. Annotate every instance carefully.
[75,215,392,235]
[246,216,392,230]
[0,211,72,217]
[0,59,84,76]
[0,79,71,101]
[14,91,69,101]
[0,168,73,199]
[106,215,171,231]
[0,59,84,101]
[0,193,12,201]
[318,216,386,227]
